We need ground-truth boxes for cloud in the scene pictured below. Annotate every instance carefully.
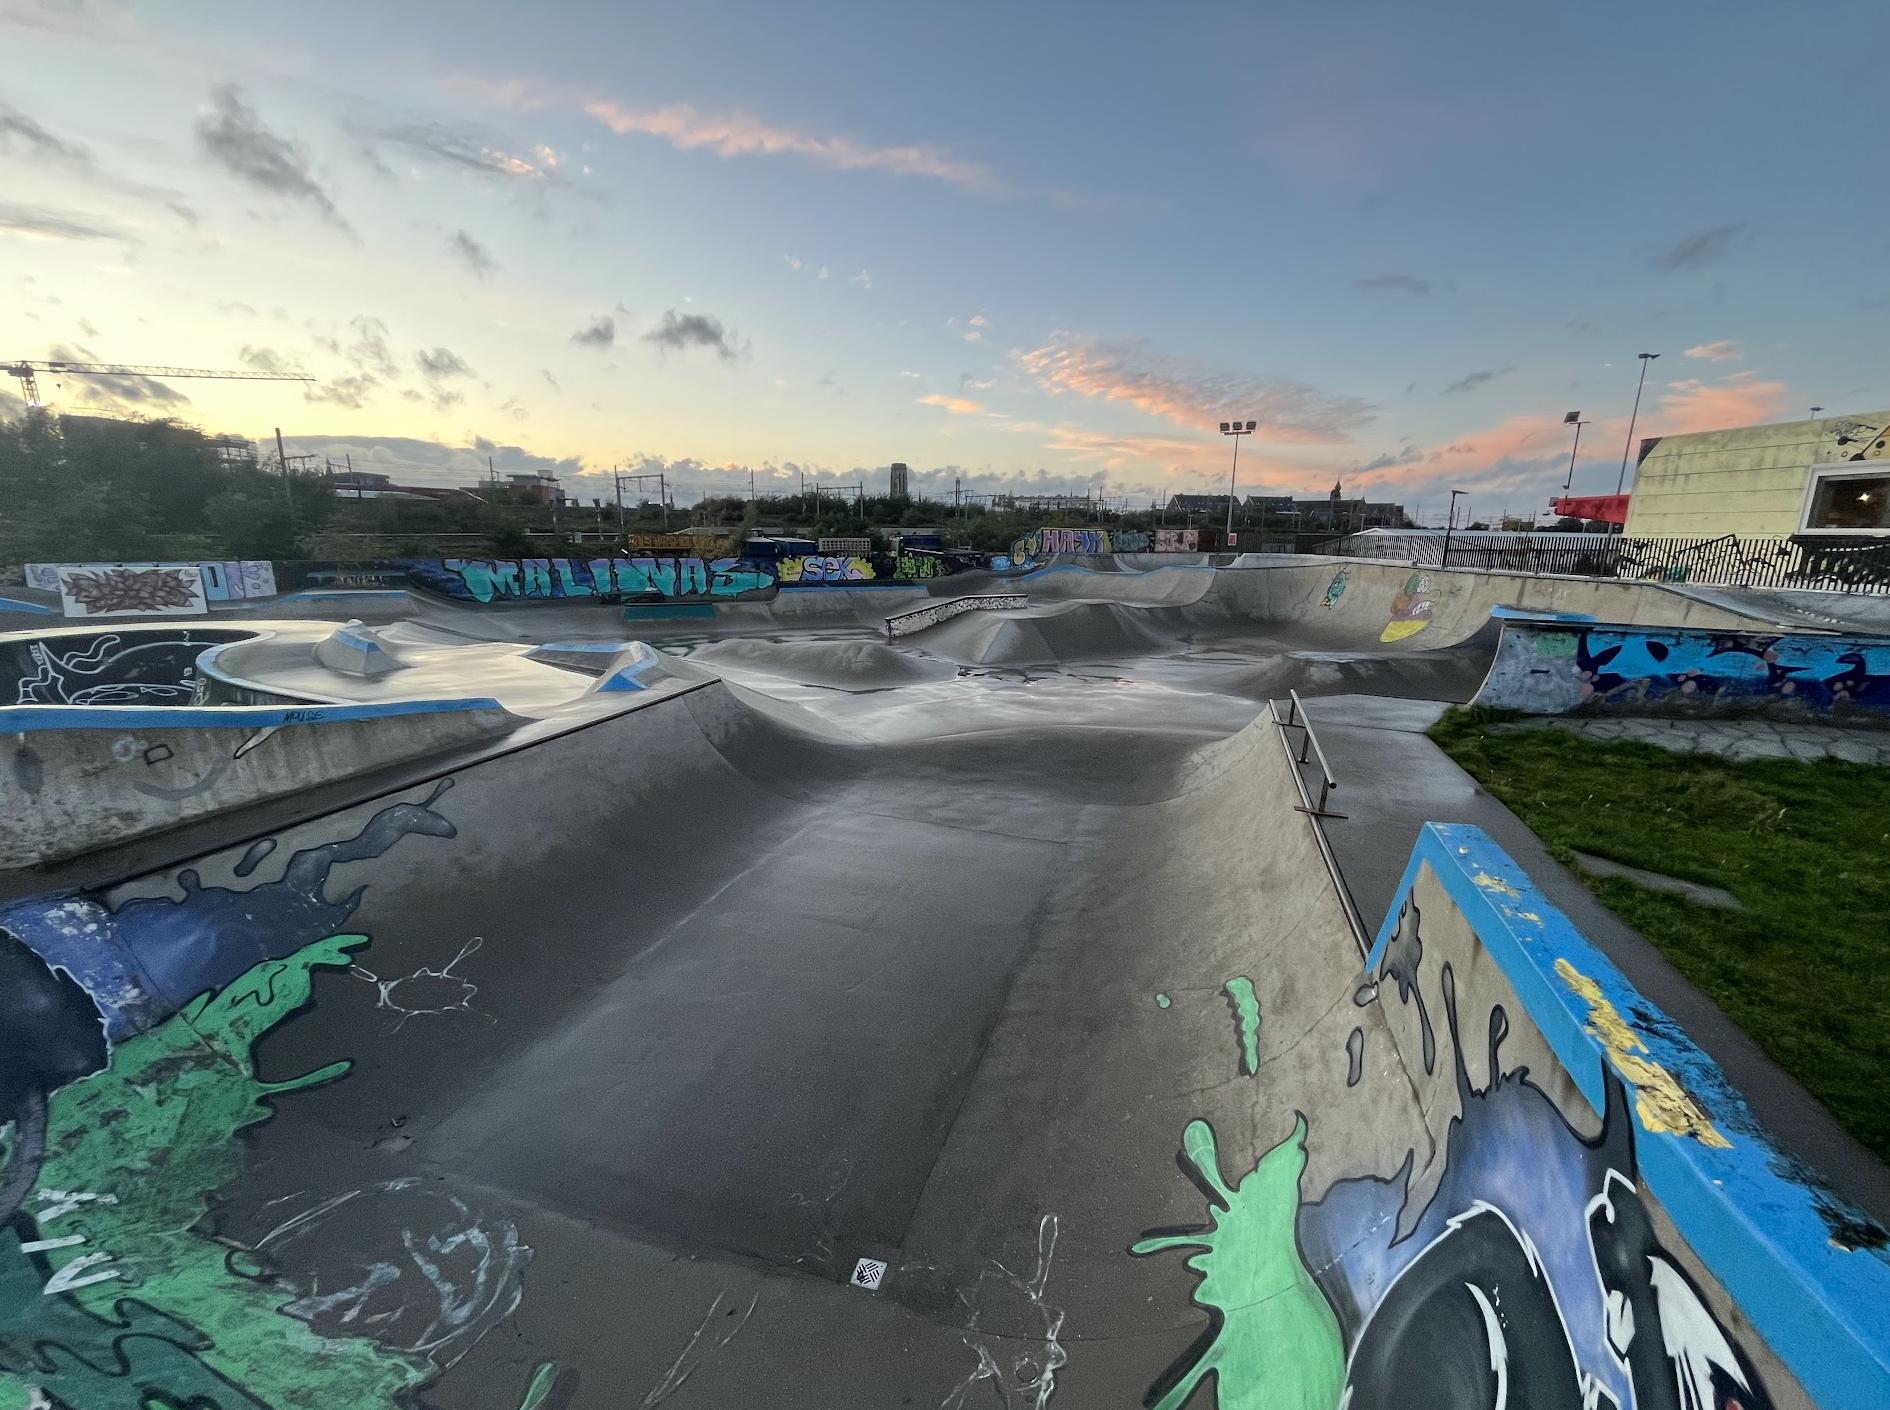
[1652,223,1743,274]
[345,315,397,379]
[1683,339,1742,362]
[238,344,297,374]
[414,346,473,379]
[582,100,1003,193]
[447,228,498,278]
[918,392,984,416]
[570,314,615,348]
[783,254,804,271]
[1354,273,1431,296]
[195,83,349,230]
[1443,366,1515,394]
[849,270,872,290]
[1355,444,1424,473]
[0,99,89,164]
[43,341,188,409]
[0,200,126,242]
[305,372,379,410]
[364,120,561,183]
[1016,332,1375,443]
[952,313,989,343]
[280,432,585,490]
[642,309,745,361]
[1654,370,1788,435]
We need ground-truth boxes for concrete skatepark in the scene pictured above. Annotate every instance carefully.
[3,555,1888,1409]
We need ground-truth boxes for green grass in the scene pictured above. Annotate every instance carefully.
[1430,706,1890,1164]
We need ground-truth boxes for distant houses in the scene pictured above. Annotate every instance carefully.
[1165,481,1410,530]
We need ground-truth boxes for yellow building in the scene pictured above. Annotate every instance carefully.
[1623,410,1890,538]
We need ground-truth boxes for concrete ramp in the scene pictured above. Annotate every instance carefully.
[2,681,1881,1408]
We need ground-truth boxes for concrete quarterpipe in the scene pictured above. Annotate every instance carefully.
[2,557,1885,1409]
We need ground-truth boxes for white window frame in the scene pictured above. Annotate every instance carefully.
[1797,465,1890,535]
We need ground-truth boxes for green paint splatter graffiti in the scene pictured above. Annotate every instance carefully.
[0,934,435,1410]
[1155,993,1172,1009]
[1223,976,1261,1076]
[1132,1117,1345,1410]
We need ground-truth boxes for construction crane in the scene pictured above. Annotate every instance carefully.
[3,359,314,407]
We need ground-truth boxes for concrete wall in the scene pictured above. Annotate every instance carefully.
[1336,824,1889,1409]
[1,698,517,868]
[1474,615,1890,719]
[1624,410,1890,538]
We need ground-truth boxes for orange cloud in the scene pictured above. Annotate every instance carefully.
[1650,371,1789,435]
[582,102,999,191]
[918,392,984,415]
[1016,333,1374,444]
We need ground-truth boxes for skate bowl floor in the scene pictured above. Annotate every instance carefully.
[3,559,1884,1410]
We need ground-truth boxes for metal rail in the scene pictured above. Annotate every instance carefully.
[1277,689,1343,818]
[1269,696,1370,956]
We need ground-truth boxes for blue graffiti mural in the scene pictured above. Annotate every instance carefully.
[0,780,459,1042]
[1576,629,1890,713]
[404,557,776,604]
[1010,528,1151,562]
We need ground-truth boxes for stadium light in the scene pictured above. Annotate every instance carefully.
[1220,418,1255,541]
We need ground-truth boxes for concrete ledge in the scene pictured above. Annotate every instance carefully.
[3,697,518,868]
[884,593,1029,639]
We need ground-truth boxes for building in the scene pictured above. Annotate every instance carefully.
[1623,410,1890,538]
[477,471,567,506]
[889,462,911,500]
[1166,493,1237,515]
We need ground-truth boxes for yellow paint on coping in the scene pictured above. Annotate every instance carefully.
[1555,958,1732,1149]
[1472,871,1522,898]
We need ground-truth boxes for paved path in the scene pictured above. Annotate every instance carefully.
[1498,714,1890,765]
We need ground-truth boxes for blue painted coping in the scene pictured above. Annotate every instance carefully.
[1370,823,1890,1410]
[0,696,506,733]
[1489,604,1600,622]
[623,604,716,621]
[779,580,924,590]
[0,596,58,614]
[529,641,640,653]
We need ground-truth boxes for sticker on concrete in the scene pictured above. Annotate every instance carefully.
[849,1257,888,1291]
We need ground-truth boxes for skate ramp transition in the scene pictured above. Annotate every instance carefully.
[1474,611,1890,720]
[2,681,1883,1409]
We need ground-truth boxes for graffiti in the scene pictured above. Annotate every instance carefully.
[1137,878,1782,1410]
[941,1213,1067,1410]
[1223,975,1261,1076]
[55,565,205,618]
[406,556,776,604]
[1322,567,1348,608]
[0,934,108,1223]
[636,1286,760,1409]
[30,562,275,615]
[251,1178,528,1367]
[1379,572,1434,642]
[1153,528,1200,553]
[0,933,443,1410]
[351,935,486,1031]
[4,628,252,706]
[779,554,875,584]
[1009,527,1151,562]
[1477,620,1890,718]
[894,551,943,580]
[1555,959,1729,1147]
[1132,1118,1346,1410]
[1823,417,1887,462]
[883,593,1028,639]
[0,778,459,1043]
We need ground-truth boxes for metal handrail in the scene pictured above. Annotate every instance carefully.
[1278,689,1341,816]
[1268,697,1369,955]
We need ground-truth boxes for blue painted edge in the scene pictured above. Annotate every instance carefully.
[1369,823,1890,1410]
[778,580,923,591]
[0,696,507,733]
[0,596,58,614]
[529,641,639,654]
[1490,604,1599,622]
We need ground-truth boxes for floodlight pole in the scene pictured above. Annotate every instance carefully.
[1616,353,1660,496]
[1221,418,1255,542]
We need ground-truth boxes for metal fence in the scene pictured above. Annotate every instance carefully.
[1313,531,1890,594]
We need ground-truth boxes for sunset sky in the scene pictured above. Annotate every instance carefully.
[4,0,1887,520]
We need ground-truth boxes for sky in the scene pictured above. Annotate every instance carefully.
[3,0,1888,522]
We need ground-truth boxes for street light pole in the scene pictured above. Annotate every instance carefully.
[1442,489,1466,567]
[1220,418,1256,543]
[1561,411,1589,495]
[1616,352,1660,496]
